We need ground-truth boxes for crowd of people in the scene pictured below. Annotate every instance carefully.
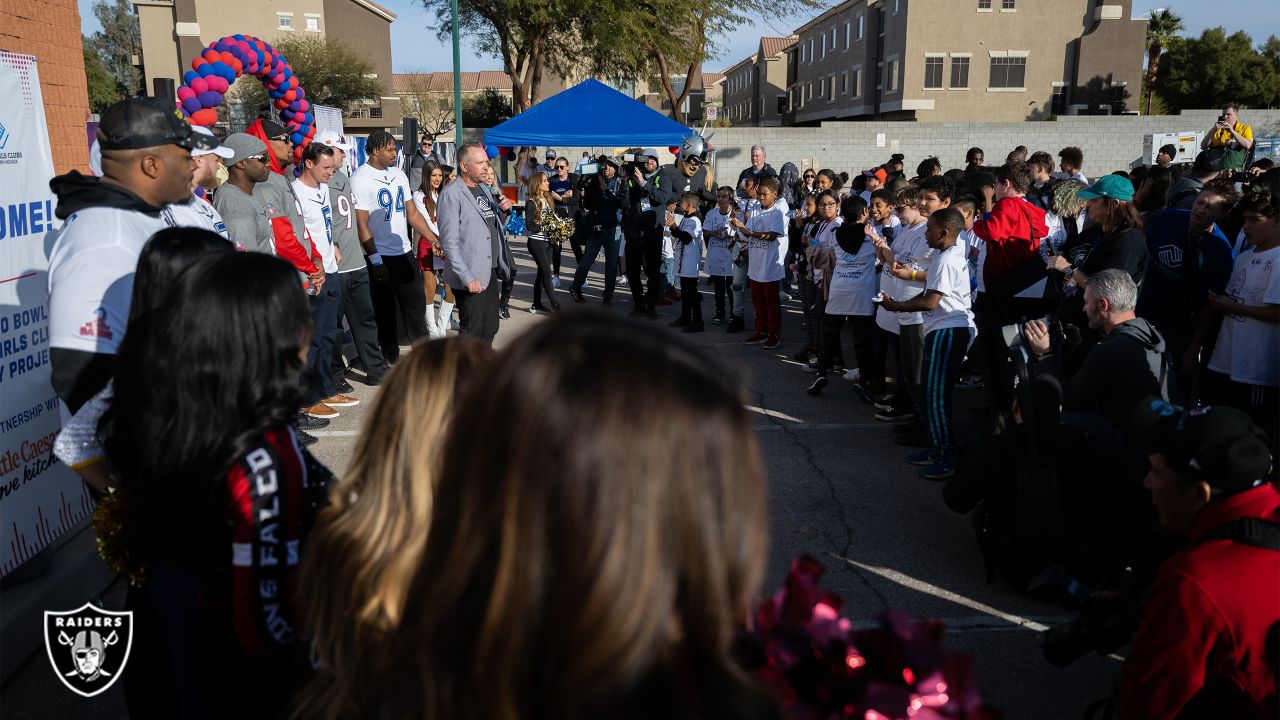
[38,94,1279,719]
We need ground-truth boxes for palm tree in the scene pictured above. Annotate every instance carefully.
[1143,8,1184,115]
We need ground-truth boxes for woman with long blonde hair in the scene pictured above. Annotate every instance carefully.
[363,312,784,720]
[293,336,495,720]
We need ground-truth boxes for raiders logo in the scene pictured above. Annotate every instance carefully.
[44,603,133,698]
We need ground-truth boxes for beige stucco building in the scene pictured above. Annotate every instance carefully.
[133,0,400,131]
[780,0,1143,124]
[721,37,796,127]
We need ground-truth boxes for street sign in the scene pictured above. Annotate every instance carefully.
[706,106,718,122]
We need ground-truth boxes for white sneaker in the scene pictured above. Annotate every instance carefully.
[779,291,792,301]
[552,277,562,288]
[842,368,861,383]
[583,279,591,289]
[617,276,628,286]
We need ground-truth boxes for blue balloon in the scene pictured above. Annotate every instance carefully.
[280,110,296,123]
[196,63,217,77]
[290,132,305,145]
[268,87,286,99]
[485,145,499,159]
[233,33,245,42]
[182,97,201,114]
[183,70,200,86]
[197,91,221,108]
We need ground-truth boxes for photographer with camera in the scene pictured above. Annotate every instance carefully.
[1109,400,1277,720]
[1200,103,1254,171]
[1023,270,1177,430]
[569,156,628,304]
[620,148,673,318]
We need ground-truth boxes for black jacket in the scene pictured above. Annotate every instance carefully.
[581,174,628,229]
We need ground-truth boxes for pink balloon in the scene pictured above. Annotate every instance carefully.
[207,76,229,94]
[190,77,208,94]
[177,86,195,101]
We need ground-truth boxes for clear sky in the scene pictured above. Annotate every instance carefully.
[79,0,1280,74]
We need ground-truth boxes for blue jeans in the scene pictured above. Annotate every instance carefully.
[661,257,675,295]
[306,272,342,405]
[572,226,622,299]
[731,261,749,317]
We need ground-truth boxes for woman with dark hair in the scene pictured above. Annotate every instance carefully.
[815,168,841,192]
[1047,175,1148,290]
[412,161,456,337]
[363,313,782,720]
[101,251,331,720]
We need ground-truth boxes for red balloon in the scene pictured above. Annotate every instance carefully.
[305,126,316,138]
[191,57,206,72]
[218,51,235,67]
[669,146,680,154]
[202,49,220,64]
[190,108,218,126]
[283,89,297,102]
[287,75,299,89]
[274,98,291,110]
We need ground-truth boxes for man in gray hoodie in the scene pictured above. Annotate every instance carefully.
[1023,269,1178,429]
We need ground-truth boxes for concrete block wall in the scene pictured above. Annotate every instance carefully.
[2,0,92,173]
[477,109,1280,183]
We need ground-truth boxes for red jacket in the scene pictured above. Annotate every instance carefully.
[1120,483,1280,720]
[971,196,1047,285]
[245,120,320,276]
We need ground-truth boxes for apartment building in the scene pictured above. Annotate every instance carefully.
[785,0,1144,123]
[133,0,401,131]
[720,36,797,127]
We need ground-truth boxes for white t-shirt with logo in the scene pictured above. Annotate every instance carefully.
[704,208,735,276]
[350,164,413,256]
[807,217,842,284]
[1208,244,1280,386]
[292,179,337,273]
[412,190,440,237]
[168,194,229,241]
[674,215,703,278]
[825,239,878,317]
[48,206,174,355]
[746,203,788,282]
[891,221,932,326]
[922,242,976,336]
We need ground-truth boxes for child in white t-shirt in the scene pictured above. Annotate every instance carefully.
[881,208,974,479]
[870,187,931,421]
[730,177,787,348]
[1206,201,1280,456]
[703,186,738,324]
[807,198,879,401]
[667,192,706,332]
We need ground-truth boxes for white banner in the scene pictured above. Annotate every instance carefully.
[0,52,94,576]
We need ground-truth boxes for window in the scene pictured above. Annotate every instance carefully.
[831,27,837,51]
[1001,0,1015,8]
[852,68,862,97]
[842,72,848,94]
[845,21,851,49]
[277,13,293,30]
[894,0,901,13]
[800,43,807,63]
[888,59,899,92]
[777,95,788,114]
[856,14,864,39]
[809,38,815,63]
[978,0,991,8]
[369,106,382,119]
[949,56,969,88]
[1050,84,1067,115]
[821,34,826,59]
[988,56,1026,88]
[305,15,320,31]
[924,57,943,89]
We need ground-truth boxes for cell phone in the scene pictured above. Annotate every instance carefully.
[871,292,885,304]
[580,162,599,175]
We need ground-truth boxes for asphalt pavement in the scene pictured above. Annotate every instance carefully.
[1,242,1119,718]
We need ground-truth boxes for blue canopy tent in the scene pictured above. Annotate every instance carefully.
[484,78,693,148]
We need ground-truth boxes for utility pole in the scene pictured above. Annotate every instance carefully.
[451,0,463,148]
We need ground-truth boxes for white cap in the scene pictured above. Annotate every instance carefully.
[316,129,354,153]
[190,126,234,159]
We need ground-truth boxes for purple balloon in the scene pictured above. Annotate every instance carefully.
[288,100,301,112]
[197,90,222,108]
[182,97,202,114]
[280,109,296,122]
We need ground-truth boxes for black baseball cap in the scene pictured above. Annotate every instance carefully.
[1193,149,1225,173]
[97,97,219,152]
[259,119,289,140]
[1132,398,1273,496]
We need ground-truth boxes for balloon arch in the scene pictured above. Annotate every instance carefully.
[176,34,316,165]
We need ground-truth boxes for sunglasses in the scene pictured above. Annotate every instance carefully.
[247,153,269,163]
[804,174,815,179]
[686,157,703,165]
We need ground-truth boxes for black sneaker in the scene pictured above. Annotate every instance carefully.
[569,286,586,303]
[668,317,689,328]
[725,316,744,333]
[499,307,512,319]
[806,374,828,396]
[628,306,646,317]
[792,347,814,362]
[850,382,874,404]
[711,312,725,325]
[682,322,705,333]
[296,429,318,447]
[296,414,330,430]
[335,378,355,394]
[874,407,915,423]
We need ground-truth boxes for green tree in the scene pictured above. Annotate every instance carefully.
[1262,35,1280,75]
[1153,28,1280,112]
[83,44,122,114]
[229,36,384,121]
[1142,8,1183,115]
[579,0,820,124]
[418,0,586,112]
[84,0,142,97]
[462,87,513,127]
